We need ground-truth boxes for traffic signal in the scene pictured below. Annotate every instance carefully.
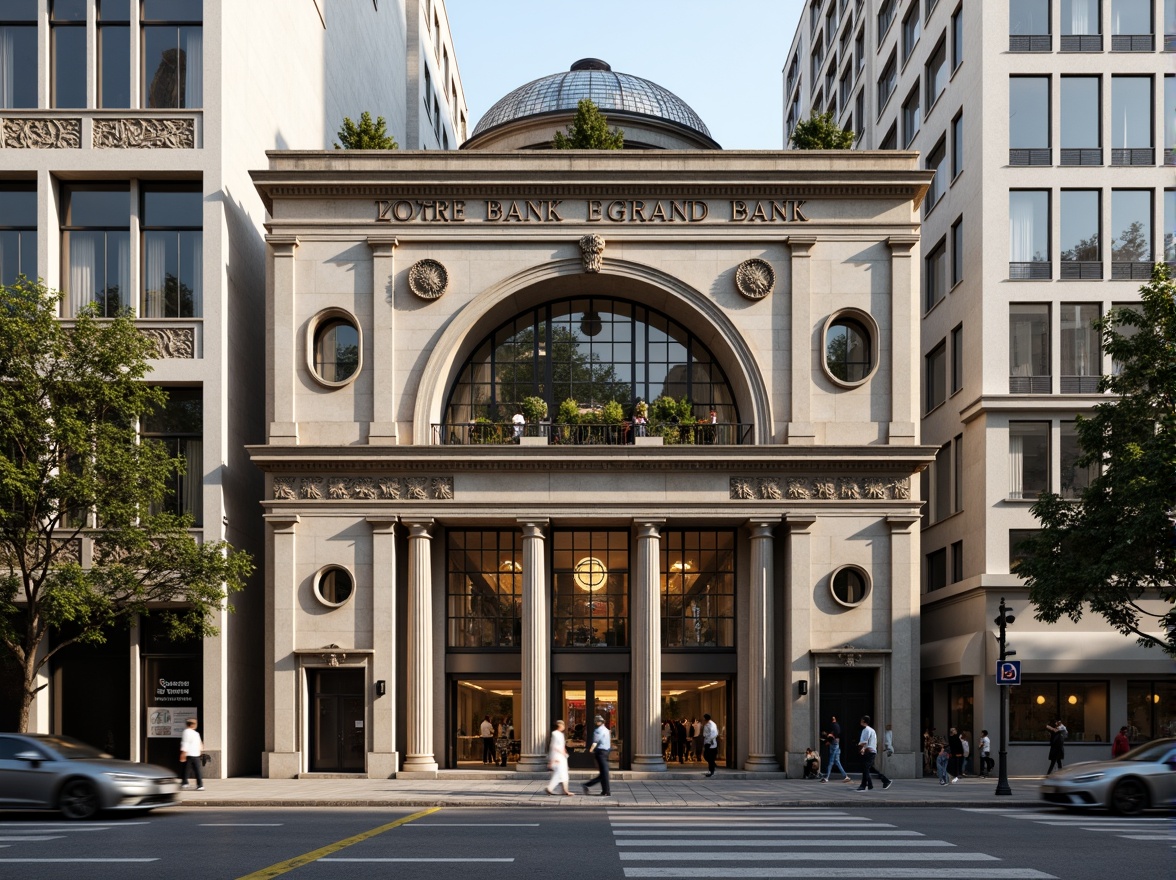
[995,600,1016,662]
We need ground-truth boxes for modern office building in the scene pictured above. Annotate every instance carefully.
[249,59,936,778]
[1,0,466,777]
[784,0,1175,774]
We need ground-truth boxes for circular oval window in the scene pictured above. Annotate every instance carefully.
[822,311,876,387]
[314,566,354,607]
[830,566,871,608]
[308,310,361,387]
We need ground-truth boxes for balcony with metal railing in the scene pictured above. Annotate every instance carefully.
[432,421,755,446]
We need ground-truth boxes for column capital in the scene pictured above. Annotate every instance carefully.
[366,236,399,256]
[886,514,921,532]
[786,235,818,254]
[747,519,778,538]
[784,513,818,533]
[635,520,665,539]
[517,519,549,538]
[264,512,301,532]
[366,515,398,532]
[887,234,919,254]
[404,520,434,539]
[266,234,300,255]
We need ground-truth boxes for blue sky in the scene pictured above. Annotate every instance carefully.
[445,0,806,150]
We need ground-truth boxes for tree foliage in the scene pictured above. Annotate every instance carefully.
[334,111,399,149]
[1016,264,1176,655]
[552,99,625,150]
[0,280,254,730]
[789,111,856,149]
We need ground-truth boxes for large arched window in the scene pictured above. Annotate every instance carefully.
[445,296,738,425]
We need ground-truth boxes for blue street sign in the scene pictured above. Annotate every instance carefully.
[996,660,1021,685]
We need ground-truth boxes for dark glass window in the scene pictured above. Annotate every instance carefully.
[313,318,359,383]
[1009,304,1051,386]
[51,0,87,109]
[925,237,947,310]
[0,183,36,286]
[1009,528,1040,571]
[1165,189,1175,262]
[951,5,963,68]
[1010,0,1050,34]
[926,548,947,591]
[1061,303,1100,385]
[952,112,964,177]
[62,184,131,318]
[1061,77,1100,151]
[1112,189,1153,262]
[1126,681,1176,741]
[951,323,963,393]
[825,317,872,382]
[925,340,946,412]
[1111,76,1152,150]
[446,530,522,649]
[1010,680,1108,742]
[903,3,922,60]
[1009,422,1049,499]
[142,185,202,317]
[877,53,897,109]
[951,217,963,285]
[925,38,947,107]
[1010,77,1050,150]
[100,0,132,108]
[1010,190,1050,266]
[316,568,353,606]
[553,530,629,649]
[831,567,869,605]
[142,0,203,108]
[926,138,947,209]
[142,387,202,523]
[1060,421,1097,499]
[902,86,921,146]
[661,530,735,649]
[0,1,38,109]
[950,540,963,583]
[1060,190,1100,262]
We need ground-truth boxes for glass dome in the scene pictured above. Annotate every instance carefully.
[472,59,712,140]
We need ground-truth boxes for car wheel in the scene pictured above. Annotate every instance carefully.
[1110,778,1148,816]
[58,779,100,820]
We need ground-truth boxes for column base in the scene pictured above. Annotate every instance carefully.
[515,754,548,772]
[630,755,668,771]
[743,755,781,772]
[263,751,301,778]
[401,755,439,774]
[366,751,400,778]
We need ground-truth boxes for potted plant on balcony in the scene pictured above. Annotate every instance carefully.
[556,397,581,444]
[651,395,695,444]
[519,395,549,443]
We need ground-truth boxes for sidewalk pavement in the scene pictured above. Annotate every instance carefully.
[180,772,1042,809]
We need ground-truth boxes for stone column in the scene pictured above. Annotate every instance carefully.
[267,235,300,445]
[631,521,667,771]
[784,513,817,774]
[516,520,550,772]
[367,515,399,777]
[367,237,399,444]
[402,520,438,773]
[263,512,300,777]
[887,235,919,445]
[888,514,921,778]
[745,519,780,770]
[787,235,817,445]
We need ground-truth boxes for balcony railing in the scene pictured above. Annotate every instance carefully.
[1061,148,1102,166]
[1009,375,1052,393]
[1164,148,1176,166]
[1112,261,1155,280]
[1060,261,1102,280]
[1111,147,1154,165]
[1060,34,1102,51]
[1009,148,1052,166]
[1061,376,1101,393]
[433,422,755,446]
[1111,33,1154,51]
[1009,262,1051,280]
[1166,34,1176,51]
[1009,34,1052,52]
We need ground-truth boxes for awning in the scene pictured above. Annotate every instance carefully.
[921,632,983,680]
[984,630,1171,675]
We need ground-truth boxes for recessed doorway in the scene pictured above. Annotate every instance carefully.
[308,668,364,773]
[558,678,624,768]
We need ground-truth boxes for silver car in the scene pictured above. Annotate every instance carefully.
[1039,736,1176,815]
[0,733,180,819]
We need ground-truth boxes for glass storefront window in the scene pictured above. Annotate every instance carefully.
[141,387,202,523]
[553,531,629,648]
[453,679,519,765]
[1010,680,1109,742]
[446,530,522,649]
[661,530,735,648]
[1126,680,1176,741]
[561,680,621,767]
[662,679,727,766]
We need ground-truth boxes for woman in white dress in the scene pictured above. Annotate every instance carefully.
[545,719,572,796]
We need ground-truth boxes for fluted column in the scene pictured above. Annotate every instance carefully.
[888,235,919,444]
[267,235,299,445]
[787,235,817,444]
[516,520,551,772]
[263,512,300,777]
[367,236,399,444]
[631,521,667,771]
[745,519,780,770]
[367,515,399,777]
[403,520,438,772]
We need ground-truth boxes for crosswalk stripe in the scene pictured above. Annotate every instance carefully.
[621,869,1055,878]
[616,840,953,848]
[0,837,62,842]
[618,852,998,862]
[613,829,917,837]
[1120,835,1176,841]
[0,859,159,863]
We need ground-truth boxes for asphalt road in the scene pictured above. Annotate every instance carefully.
[0,804,1170,880]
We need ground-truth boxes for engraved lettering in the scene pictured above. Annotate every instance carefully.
[588,200,603,222]
[416,200,436,221]
[391,200,413,222]
[791,199,809,222]
[671,201,689,222]
[526,200,545,221]
[631,200,648,222]
[606,200,626,222]
[435,200,449,221]
[771,201,788,221]
[376,200,392,221]
[505,200,524,221]
[731,200,749,221]
[692,200,709,221]
[452,200,466,221]
[546,199,564,222]
[750,201,769,222]
[486,199,503,221]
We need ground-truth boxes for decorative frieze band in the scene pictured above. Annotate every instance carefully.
[730,475,911,501]
[273,475,454,502]
[93,117,195,149]
[2,117,81,149]
[141,328,195,358]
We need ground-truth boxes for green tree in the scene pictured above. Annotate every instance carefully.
[1016,264,1176,655]
[552,99,625,150]
[334,111,399,149]
[0,280,254,731]
[789,111,856,149]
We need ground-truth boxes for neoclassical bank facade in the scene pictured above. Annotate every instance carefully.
[249,67,935,778]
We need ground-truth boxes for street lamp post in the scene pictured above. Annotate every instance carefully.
[995,597,1016,796]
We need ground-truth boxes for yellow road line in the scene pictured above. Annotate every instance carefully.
[235,807,441,880]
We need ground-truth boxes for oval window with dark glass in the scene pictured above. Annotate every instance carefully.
[313,318,359,384]
[830,566,870,607]
[315,567,354,607]
[825,318,872,384]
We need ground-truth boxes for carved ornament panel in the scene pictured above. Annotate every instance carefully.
[2,118,81,149]
[93,118,196,149]
[730,476,910,501]
[141,328,195,358]
[273,475,454,501]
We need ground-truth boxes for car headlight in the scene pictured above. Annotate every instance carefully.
[104,772,150,784]
[1071,772,1105,783]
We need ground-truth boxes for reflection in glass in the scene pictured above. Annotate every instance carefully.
[1165,189,1175,261]
[831,568,868,604]
[1010,0,1050,34]
[1126,680,1176,741]
[313,319,359,383]
[1063,0,1100,34]
[902,88,920,145]
[661,531,735,648]
[1060,421,1097,499]
[143,17,203,108]
[1009,421,1049,500]
[1111,0,1152,34]
[1010,191,1050,262]
[1010,78,1050,148]
[1061,302,1100,378]
[317,568,353,605]
[1111,76,1151,148]
[63,185,131,318]
[446,530,522,649]
[1061,78,1099,147]
[1165,76,1175,151]
[0,2,36,109]
[1060,191,1100,261]
[0,185,36,286]
[99,0,132,108]
[925,39,947,106]
[1009,304,1050,378]
[825,318,871,382]
[142,387,202,522]
[1111,189,1152,261]
[51,0,87,109]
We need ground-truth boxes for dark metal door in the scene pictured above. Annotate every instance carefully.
[818,667,874,774]
[310,669,365,772]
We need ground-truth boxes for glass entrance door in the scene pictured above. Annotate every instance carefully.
[560,679,623,768]
[309,669,365,773]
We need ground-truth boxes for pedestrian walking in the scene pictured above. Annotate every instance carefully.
[179,717,204,790]
[582,714,612,796]
[701,713,719,777]
[978,729,993,778]
[852,715,892,792]
[480,714,495,764]
[1111,726,1130,758]
[960,732,971,776]
[947,727,962,783]
[935,743,950,784]
[1046,719,1067,775]
[545,720,572,796]
[821,724,850,783]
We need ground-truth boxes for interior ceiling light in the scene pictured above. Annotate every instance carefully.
[580,310,603,337]
[574,556,608,592]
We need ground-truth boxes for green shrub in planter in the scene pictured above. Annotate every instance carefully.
[520,395,548,424]
[600,400,624,424]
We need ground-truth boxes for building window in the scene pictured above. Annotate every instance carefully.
[1061,303,1100,392]
[950,539,963,583]
[855,28,864,72]
[1060,190,1101,278]
[1110,76,1154,165]
[1060,421,1097,498]
[925,138,946,211]
[925,340,946,412]
[1009,190,1050,279]
[951,4,963,69]
[880,123,897,150]
[1163,75,1175,164]
[1062,0,1102,50]
[661,530,735,649]
[1167,0,1176,50]
[933,443,951,522]
[1111,0,1154,50]
[1010,0,1051,50]
[1010,77,1051,165]
[1061,77,1101,165]
[99,0,132,108]
[446,530,522,649]
[902,86,920,145]
[142,184,202,318]
[1126,681,1176,741]
[878,0,897,45]
[310,311,361,385]
[1009,528,1040,571]
[1009,304,1051,392]
[902,2,922,60]
[553,530,629,649]
[877,53,897,111]
[926,549,947,591]
[142,0,203,109]
[925,236,947,310]
[313,566,354,608]
[1111,189,1153,279]
[1165,189,1175,263]
[824,312,874,384]
[1010,680,1109,743]
[0,1,37,109]
[951,323,963,393]
[0,183,36,286]
[953,434,963,513]
[830,565,870,607]
[925,37,947,108]
[62,184,131,318]
[51,0,87,109]
[142,387,202,523]
[950,216,964,286]
[951,112,963,177]
[1009,421,1049,500]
